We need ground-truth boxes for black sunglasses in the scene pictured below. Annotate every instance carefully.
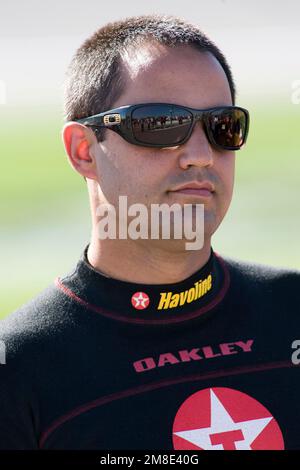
[74,103,249,151]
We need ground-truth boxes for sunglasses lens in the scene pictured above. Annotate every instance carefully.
[207,108,248,149]
[131,105,193,146]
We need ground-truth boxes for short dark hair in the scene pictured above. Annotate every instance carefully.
[63,14,236,144]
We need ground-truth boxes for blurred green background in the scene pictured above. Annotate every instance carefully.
[1,99,299,320]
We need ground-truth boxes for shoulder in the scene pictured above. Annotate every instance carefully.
[220,253,300,284]
[220,254,300,289]
[0,283,71,449]
[217,253,300,314]
[0,282,76,364]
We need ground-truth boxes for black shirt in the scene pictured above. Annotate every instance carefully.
[0,244,300,450]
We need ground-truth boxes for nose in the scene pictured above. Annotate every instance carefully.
[177,121,213,170]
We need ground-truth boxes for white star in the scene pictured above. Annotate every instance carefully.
[132,292,149,308]
[174,389,273,450]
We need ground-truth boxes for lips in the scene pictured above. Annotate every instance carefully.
[170,181,215,197]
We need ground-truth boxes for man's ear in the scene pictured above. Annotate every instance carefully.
[61,122,99,181]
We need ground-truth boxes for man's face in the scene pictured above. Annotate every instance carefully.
[92,43,235,242]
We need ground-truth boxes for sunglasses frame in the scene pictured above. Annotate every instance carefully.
[74,102,250,151]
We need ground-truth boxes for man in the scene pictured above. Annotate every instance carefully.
[0,14,300,451]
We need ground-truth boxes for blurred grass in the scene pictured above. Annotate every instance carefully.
[1,101,300,319]
[214,99,300,267]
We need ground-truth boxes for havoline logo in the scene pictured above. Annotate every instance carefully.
[157,273,212,310]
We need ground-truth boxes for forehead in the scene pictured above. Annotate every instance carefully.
[115,42,232,108]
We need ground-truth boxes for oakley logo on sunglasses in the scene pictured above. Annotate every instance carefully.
[75,103,249,151]
[103,113,121,125]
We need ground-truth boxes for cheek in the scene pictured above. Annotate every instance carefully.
[96,148,161,205]
[124,148,169,192]
[218,152,235,197]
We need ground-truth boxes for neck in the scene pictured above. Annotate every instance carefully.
[87,233,212,285]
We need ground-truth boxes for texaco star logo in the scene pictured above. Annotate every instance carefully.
[131,291,150,310]
[172,387,284,450]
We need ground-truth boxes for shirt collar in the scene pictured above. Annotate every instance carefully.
[55,243,230,326]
